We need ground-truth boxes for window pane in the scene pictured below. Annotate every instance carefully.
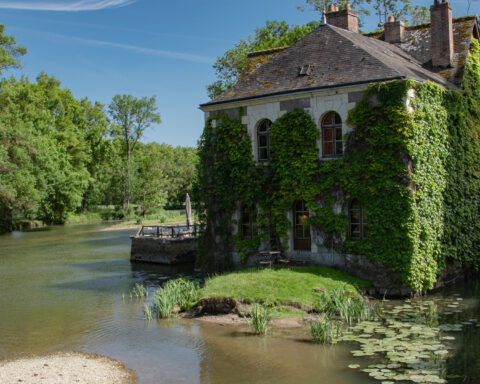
[259,148,268,160]
[259,135,268,147]
[350,209,360,223]
[335,141,343,155]
[334,113,342,124]
[350,224,360,237]
[323,128,333,141]
[295,225,304,238]
[242,224,251,238]
[323,142,333,156]
[335,127,342,140]
[258,121,267,132]
[323,113,332,125]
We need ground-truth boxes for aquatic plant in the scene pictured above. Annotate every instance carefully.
[316,287,379,325]
[146,278,200,319]
[152,286,176,318]
[143,303,153,321]
[245,303,270,335]
[310,314,341,344]
[131,283,148,299]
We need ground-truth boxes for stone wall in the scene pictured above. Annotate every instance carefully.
[130,236,197,265]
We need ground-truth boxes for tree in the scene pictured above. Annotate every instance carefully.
[299,0,371,21]
[410,4,430,25]
[207,20,319,99]
[0,24,26,76]
[368,0,412,26]
[108,94,161,209]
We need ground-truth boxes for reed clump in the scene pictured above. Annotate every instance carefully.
[310,314,341,344]
[316,286,380,325]
[146,278,200,319]
[245,303,270,335]
[131,283,148,299]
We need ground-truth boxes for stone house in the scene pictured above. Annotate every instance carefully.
[198,1,480,292]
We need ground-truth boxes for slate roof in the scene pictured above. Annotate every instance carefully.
[202,17,478,107]
[365,16,479,86]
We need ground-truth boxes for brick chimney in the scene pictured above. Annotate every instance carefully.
[430,0,454,67]
[384,16,405,43]
[326,3,359,33]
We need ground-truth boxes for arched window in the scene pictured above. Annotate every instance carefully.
[241,203,256,239]
[349,200,367,240]
[257,119,272,161]
[321,112,343,157]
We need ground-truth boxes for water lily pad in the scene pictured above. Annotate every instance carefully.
[348,364,360,369]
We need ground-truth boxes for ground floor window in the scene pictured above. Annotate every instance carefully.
[349,200,367,240]
[241,204,256,239]
[293,200,311,251]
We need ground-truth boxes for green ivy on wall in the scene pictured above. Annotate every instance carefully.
[195,39,480,291]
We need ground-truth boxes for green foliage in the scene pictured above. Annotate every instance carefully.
[309,314,340,343]
[0,24,26,76]
[207,21,319,99]
[197,40,480,292]
[194,111,257,272]
[108,94,161,209]
[267,109,320,246]
[245,303,270,335]
[148,278,199,319]
[131,283,148,299]
[316,287,377,324]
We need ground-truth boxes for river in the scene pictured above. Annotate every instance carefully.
[0,223,479,383]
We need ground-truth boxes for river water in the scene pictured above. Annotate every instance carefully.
[0,224,479,383]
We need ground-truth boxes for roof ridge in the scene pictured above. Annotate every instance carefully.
[247,46,288,57]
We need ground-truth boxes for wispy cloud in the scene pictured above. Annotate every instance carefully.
[0,0,135,11]
[11,26,214,64]
[73,36,214,64]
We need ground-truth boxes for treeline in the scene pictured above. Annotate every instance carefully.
[0,27,197,233]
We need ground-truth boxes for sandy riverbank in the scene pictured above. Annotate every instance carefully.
[0,352,135,384]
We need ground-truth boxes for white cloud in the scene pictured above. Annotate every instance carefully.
[0,0,135,11]
[74,36,214,64]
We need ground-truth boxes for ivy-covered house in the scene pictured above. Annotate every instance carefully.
[196,1,480,293]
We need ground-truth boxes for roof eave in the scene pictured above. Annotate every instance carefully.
[200,76,405,109]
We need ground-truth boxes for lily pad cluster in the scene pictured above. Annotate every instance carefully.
[338,295,479,383]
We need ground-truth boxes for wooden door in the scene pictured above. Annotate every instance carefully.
[293,200,311,251]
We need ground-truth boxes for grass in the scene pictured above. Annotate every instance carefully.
[199,266,370,310]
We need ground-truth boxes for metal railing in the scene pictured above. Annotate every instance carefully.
[136,224,199,239]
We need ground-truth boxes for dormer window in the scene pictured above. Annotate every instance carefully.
[257,119,272,161]
[321,111,343,157]
[299,64,314,76]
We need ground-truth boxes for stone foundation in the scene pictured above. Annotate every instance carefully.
[130,236,197,264]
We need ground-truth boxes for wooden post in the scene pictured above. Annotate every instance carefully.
[157,226,159,238]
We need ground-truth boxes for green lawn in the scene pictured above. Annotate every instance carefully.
[199,266,371,310]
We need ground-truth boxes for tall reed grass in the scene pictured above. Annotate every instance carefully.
[245,303,270,335]
[145,278,199,319]
[310,314,341,344]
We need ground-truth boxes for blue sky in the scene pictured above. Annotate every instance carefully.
[0,0,479,147]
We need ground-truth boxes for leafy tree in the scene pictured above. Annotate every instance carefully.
[207,20,319,99]
[108,94,161,209]
[0,24,26,76]
[368,0,412,26]
[410,4,430,25]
